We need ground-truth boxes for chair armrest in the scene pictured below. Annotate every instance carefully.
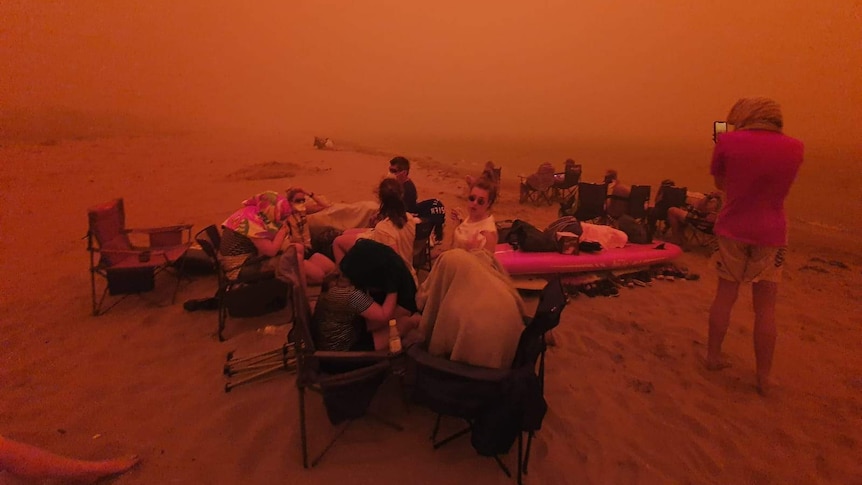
[126,224,193,234]
[406,346,509,382]
[313,350,392,363]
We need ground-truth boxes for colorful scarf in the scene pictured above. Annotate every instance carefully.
[222,191,290,239]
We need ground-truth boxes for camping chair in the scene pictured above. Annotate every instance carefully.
[194,225,291,341]
[627,185,652,222]
[518,163,556,206]
[413,219,435,272]
[650,185,688,238]
[574,182,609,223]
[552,163,582,202]
[87,198,192,316]
[293,282,400,468]
[407,278,567,484]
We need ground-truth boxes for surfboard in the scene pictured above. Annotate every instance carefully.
[494,242,683,276]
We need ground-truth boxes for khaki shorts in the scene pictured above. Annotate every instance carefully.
[713,236,786,283]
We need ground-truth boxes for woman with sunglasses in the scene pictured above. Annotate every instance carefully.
[450,177,499,254]
[284,187,336,286]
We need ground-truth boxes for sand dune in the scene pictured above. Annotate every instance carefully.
[1,134,860,484]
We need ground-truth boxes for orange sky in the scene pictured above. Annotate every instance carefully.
[2,0,860,146]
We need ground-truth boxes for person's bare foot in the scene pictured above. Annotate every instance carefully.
[703,355,732,371]
[757,376,779,396]
[81,455,141,483]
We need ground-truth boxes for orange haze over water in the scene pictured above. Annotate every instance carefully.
[2,1,861,229]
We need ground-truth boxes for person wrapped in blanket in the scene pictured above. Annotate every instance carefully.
[221,190,325,291]
[417,178,529,369]
[313,239,421,352]
[666,191,724,247]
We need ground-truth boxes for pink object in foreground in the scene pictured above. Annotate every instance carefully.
[494,242,683,276]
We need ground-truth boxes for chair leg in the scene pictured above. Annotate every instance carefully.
[518,432,524,484]
[523,431,534,475]
[431,414,442,441]
[170,256,188,304]
[299,386,309,468]
[218,299,227,342]
[310,421,352,468]
[493,455,512,478]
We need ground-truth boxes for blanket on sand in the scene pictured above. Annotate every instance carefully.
[417,249,526,369]
[308,201,378,235]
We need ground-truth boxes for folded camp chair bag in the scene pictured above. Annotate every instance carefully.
[225,279,290,318]
[106,267,155,295]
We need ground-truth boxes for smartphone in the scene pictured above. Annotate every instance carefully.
[713,121,728,143]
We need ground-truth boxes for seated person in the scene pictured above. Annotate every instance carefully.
[283,187,336,285]
[605,181,632,220]
[220,191,304,286]
[466,160,501,188]
[312,271,420,352]
[339,238,423,350]
[667,191,723,245]
[519,162,556,201]
[553,158,581,185]
[389,156,446,244]
[450,177,499,253]
[417,248,526,369]
[332,178,419,285]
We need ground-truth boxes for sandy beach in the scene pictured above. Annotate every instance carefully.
[1,132,860,484]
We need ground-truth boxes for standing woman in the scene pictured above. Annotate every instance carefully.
[450,177,499,254]
[332,178,418,285]
[284,187,337,286]
[705,97,804,395]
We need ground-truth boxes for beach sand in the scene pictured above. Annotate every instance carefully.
[1,133,860,484]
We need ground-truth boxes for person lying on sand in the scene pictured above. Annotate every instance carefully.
[0,435,139,484]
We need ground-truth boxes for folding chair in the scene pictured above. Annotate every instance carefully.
[518,163,556,206]
[574,182,609,223]
[552,163,582,202]
[87,198,192,316]
[293,282,399,468]
[650,185,688,238]
[627,185,652,222]
[194,225,291,342]
[408,278,568,484]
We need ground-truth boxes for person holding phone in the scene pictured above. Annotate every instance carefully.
[704,97,804,396]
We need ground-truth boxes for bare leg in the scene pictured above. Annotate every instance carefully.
[706,277,740,370]
[752,280,779,395]
[332,231,362,265]
[0,435,139,484]
[303,254,336,286]
[667,207,687,246]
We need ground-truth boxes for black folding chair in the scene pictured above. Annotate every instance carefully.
[408,278,568,484]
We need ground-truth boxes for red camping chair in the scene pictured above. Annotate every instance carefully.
[87,198,192,315]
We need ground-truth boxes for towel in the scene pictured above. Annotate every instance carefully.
[418,249,526,369]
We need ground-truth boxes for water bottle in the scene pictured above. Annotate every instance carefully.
[388,319,402,354]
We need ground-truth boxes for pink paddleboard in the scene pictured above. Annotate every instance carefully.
[494,242,683,276]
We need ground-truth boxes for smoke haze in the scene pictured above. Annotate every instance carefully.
[3,0,861,145]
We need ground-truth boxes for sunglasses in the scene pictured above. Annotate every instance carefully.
[292,198,306,204]
[468,195,487,206]
[389,167,402,174]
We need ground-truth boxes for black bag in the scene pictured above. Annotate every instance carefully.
[506,219,557,253]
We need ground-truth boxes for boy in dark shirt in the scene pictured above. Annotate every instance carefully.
[388,156,445,243]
